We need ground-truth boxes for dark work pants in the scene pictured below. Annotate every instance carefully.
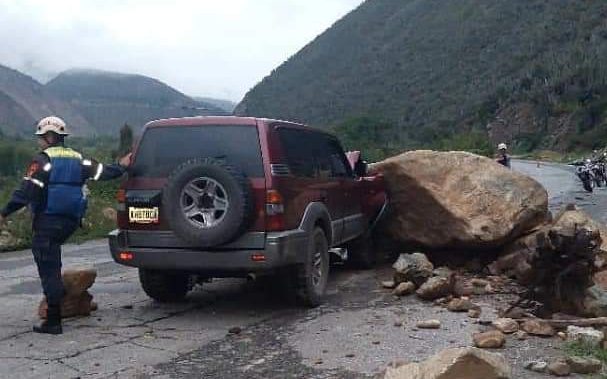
[31,214,79,307]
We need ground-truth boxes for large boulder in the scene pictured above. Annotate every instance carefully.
[371,150,548,250]
[383,347,511,379]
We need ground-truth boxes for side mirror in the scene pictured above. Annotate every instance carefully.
[354,160,367,177]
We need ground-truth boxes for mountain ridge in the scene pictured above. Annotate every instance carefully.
[0,65,229,136]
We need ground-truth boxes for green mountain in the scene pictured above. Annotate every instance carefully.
[0,64,94,136]
[0,65,228,136]
[236,0,607,152]
[45,69,226,135]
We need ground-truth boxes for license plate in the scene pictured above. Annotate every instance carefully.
[129,207,159,224]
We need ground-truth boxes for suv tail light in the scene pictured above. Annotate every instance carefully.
[116,189,126,203]
[266,190,285,231]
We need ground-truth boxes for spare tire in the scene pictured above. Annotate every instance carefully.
[163,158,254,247]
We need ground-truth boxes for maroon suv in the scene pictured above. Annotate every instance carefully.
[109,116,387,306]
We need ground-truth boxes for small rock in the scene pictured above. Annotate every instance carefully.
[393,281,416,297]
[417,320,441,329]
[472,330,506,349]
[433,267,454,279]
[471,278,490,287]
[492,318,519,334]
[382,281,396,289]
[453,278,475,297]
[566,356,602,374]
[566,326,604,347]
[447,298,478,312]
[228,327,242,334]
[502,306,525,319]
[121,304,133,310]
[416,276,454,300]
[521,319,555,337]
[557,332,566,340]
[372,340,381,345]
[547,360,571,376]
[314,359,323,365]
[394,321,403,327]
[345,353,356,358]
[433,296,451,306]
[393,252,434,286]
[468,309,481,318]
[483,284,495,294]
[525,360,548,373]
[514,331,528,340]
[382,347,512,379]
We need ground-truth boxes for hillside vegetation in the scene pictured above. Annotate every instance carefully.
[0,132,125,251]
[236,0,607,154]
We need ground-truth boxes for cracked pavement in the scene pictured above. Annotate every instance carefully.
[0,160,604,378]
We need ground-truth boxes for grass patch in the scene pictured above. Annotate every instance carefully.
[563,341,607,378]
[564,340,607,362]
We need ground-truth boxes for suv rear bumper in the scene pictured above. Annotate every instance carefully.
[108,229,309,273]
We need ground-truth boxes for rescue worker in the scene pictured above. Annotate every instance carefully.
[496,142,511,168]
[0,116,131,335]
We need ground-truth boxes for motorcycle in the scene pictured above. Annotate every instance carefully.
[590,162,605,187]
[572,159,594,193]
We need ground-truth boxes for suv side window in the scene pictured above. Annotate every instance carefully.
[326,138,353,178]
[277,127,352,179]
[277,128,317,178]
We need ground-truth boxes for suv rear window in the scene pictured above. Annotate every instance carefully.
[131,125,264,178]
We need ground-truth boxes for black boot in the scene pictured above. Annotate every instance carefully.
[33,305,63,335]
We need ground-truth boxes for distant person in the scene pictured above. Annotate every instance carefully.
[0,116,131,335]
[496,143,511,168]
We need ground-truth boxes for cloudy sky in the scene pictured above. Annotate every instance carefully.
[0,0,363,102]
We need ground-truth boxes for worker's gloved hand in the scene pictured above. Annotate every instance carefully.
[118,153,132,168]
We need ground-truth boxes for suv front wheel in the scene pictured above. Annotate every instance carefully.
[295,227,330,307]
[139,269,190,302]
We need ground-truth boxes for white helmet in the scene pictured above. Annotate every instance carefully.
[35,116,69,135]
[498,143,507,150]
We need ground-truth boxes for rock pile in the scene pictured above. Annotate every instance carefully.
[490,207,606,316]
[38,268,98,319]
[373,150,607,317]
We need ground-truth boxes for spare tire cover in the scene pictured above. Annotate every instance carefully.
[162,158,254,247]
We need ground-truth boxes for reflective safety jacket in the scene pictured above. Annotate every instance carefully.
[0,145,126,220]
[42,146,87,218]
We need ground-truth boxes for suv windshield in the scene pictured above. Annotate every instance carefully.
[131,125,264,178]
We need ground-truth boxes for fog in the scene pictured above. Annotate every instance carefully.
[0,0,363,101]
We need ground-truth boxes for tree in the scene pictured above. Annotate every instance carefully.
[118,123,133,156]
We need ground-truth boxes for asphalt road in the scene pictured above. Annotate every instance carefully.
[0,160,601,379]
